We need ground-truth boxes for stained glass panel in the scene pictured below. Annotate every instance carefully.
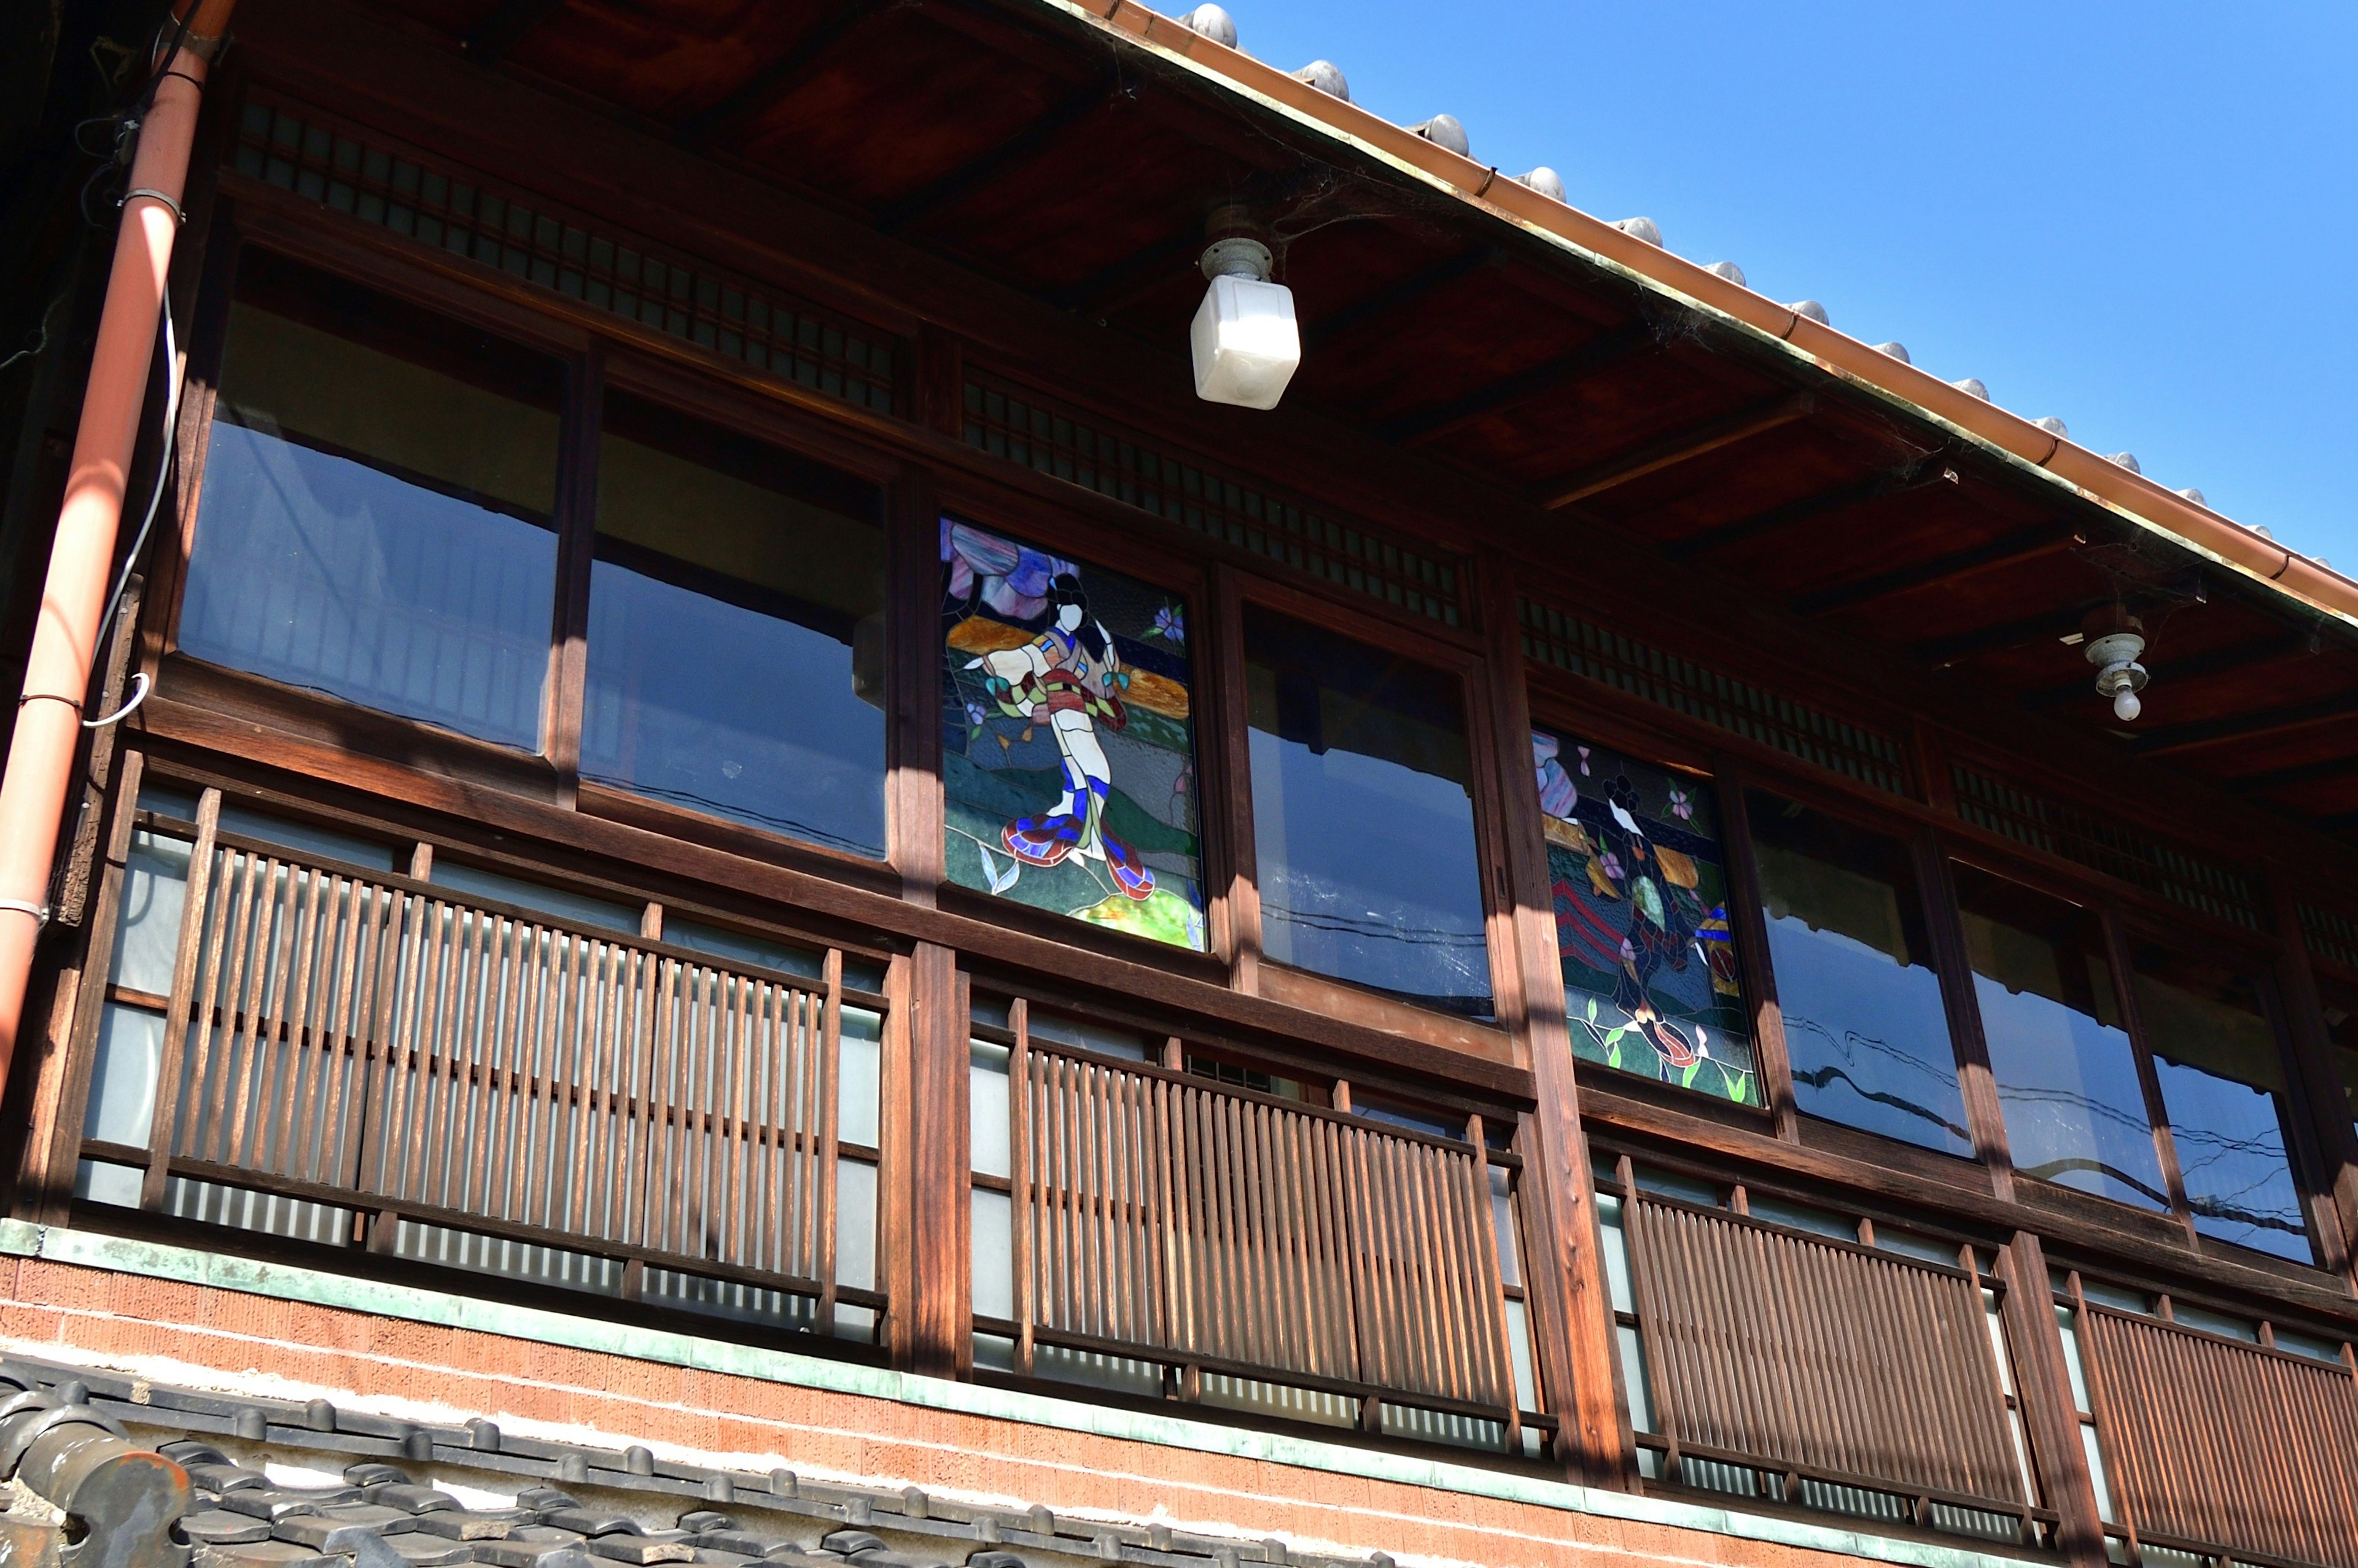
[940,518,1205,950]
[1534,733,1756,1105]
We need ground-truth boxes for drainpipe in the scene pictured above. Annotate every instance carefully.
[0,0,237,1095]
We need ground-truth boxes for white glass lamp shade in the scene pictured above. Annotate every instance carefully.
[1190,273,1301,409]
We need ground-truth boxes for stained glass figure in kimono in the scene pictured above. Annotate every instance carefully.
[1535,731,1757,1104]
[941,518,1205,950]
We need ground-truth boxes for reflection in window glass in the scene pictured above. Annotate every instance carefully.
[1243,608,1490,1017]
[181,249,562,750]
[2131,947,2311,1262]
[1535,732,1755,1105]
[939,518,1204,950]
[1746,792,1969,1155]
[1953,866,2166,1209]
[584,392,887,857]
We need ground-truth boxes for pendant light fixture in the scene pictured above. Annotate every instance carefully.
[1190,206,1299,411]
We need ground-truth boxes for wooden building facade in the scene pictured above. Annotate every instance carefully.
[9,4,2358,1567]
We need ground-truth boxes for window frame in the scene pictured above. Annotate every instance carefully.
[1221,568,1525,1053]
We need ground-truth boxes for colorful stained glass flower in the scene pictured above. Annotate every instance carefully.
[1151,604,1186,643]
[1577,745,1592,775]
[1668,785,1693,821]
[1599,850,1625,882]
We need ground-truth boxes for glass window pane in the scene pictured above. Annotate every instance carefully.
[1954,865,2168,1209]
[1535,732,1756,1104]
[2131,945,2311,1262]
[1746,791,1969,1155]
[181,249,562,750]
[941,518,1206,949]
[584,392,886,858]
[1243,607,1490,1016]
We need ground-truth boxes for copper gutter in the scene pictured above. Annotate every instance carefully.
[1068,0,2356,631]
[0,0,238,1085]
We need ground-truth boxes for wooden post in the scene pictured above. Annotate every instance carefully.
[881,940,967,1376]
[890,460,946,907]
[2264,868,2358,1268]
[1714,759,1800,1143]
[1475,553,1633,1489]
[1999,1233,2106,1568]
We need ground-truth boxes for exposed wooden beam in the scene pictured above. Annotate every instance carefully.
[1663,457,1956,562]
[2021,633,2309,711]
[875,77,1115,233]
[1912,603,2102,669]
[2130,691,2358,757]
[1792,524,2071,618]
[1535,392,1813,510]
[2225,753,2358,796]
[1379,321,1653,446]
[1302,247,1494,349]
[675,0,896,149]
[1052,226,1204,317]
[460,0,567,64]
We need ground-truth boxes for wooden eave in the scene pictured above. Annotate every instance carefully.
[235,0,2358,862]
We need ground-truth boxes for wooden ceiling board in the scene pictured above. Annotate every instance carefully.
[505,0,845,122]
[1438,343,1773,485]
[907,107,1267,293]
[726,11,1085,214]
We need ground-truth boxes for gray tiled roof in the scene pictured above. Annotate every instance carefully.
[0,1356,1394,1568]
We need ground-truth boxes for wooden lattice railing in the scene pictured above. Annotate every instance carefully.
[2082,1303,2358,1568]
[988,1000,1523,1434]
[99,791,876,1319]
[1621,1184,2035,1528]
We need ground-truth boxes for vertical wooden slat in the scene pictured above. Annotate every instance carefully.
[141,787,222,1209]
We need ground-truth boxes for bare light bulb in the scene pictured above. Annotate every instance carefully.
[2112,685,2142,723]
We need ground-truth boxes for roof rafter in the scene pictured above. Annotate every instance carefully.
[674,0,897,149]
[1380,321,1654,447]
[2130,691,2358,757]
[1302,247,1495,349]
[1535,392,1813,510]
[1792,524,2072,618]
[876,76,1117,233]
[1663,457,1957,562]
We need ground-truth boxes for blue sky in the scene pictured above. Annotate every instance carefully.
[1193,2,2357,565]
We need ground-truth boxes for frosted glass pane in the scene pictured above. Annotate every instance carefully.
[838,1010,881,1147]
[836,1157,877,1291]
[1596,1193,1634,1315]
[970,1042,1010,1179]
[1489,1166,1522,1287]
[971,1187,1013,1319]
[1504,1297,1539,1412]
[2082,1422,2114,1520]
[1617,1324,1654,1433]
[111,832,191,995]
[2056,1306,2092,1414]
[85,1004,165,1146]
[75,1158,142,1208]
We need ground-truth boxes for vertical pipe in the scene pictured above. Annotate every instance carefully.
[0,1,239,1079]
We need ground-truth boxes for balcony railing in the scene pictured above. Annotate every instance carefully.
[60,780,2358,1567]
[2071,1283,2358,1568]
[971,998,1539,1447]
[80,789,884,1331]
[1599,1160,2047,1541]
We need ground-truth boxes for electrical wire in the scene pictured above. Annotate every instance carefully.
[94,288,178,667]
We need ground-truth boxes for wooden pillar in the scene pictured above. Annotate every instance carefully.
[1998,1232,2106,1568]
[888,459,946,907]
[880,940,967,1376]
[1474,553,1633,1489]
[2266,869,2358,1268]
